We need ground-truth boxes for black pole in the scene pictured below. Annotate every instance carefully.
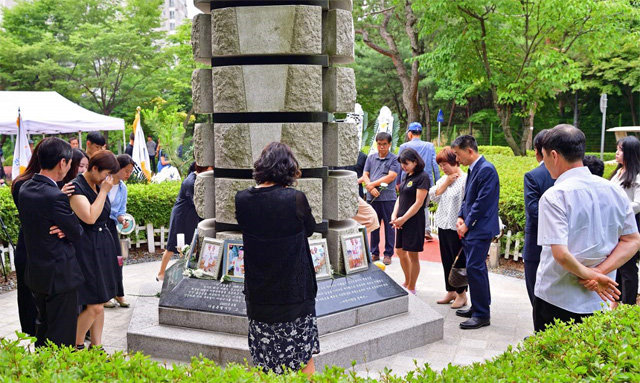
[0,215,13,282]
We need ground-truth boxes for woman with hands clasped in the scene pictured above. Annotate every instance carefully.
[430,147,468,309]
[391,148,430,294]
[69,151,121,351]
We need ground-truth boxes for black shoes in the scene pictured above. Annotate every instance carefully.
[455,308,473,318]
[459,317,490,329]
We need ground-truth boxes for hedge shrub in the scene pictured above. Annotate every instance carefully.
[0,182,180,245]
[1,305,638,381]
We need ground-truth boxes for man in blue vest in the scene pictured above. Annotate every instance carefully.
[398,122,440,241]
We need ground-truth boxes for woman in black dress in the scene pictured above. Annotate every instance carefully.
[156,162,208,281]
[235,142,318,376]
[69,150,120,349]
[391,148,430,295]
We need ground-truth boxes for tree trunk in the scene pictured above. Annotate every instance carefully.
[626,88,637,126]
[496,104,522,155]
[466,103,472,135]
[520,104,536,154]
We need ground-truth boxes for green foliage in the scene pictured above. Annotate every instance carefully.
[0,188,19,244]
[2,306,640,381]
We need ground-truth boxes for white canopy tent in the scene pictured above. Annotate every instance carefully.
[0,91,125,134]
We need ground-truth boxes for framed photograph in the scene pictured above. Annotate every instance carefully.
[198,237,224,278]
[341,232,369,274]
[222,240,245,282]
[358,225,372,263]
[309,238,332,280]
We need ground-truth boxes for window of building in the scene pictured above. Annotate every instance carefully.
[169,22,175,31]
[169,0,174,6]
[169,10,175,19]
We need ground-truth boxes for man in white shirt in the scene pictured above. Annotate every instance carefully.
[534,124,640,332]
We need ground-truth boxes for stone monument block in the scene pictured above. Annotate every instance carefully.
[326,219,360,274]
[323,67,356,113]
[192,68,213,114]
[329,0,353,11]
[211,6,321,56]
[293,178,323,224]
[323,170,358,221]
[214,124,253,169]
[194,170,215,220]
[214,178,255,224]
[323,9,354,63]
[197,219,216,244]
[212,65,322,113]
[280,123,323,168]
[193,0,211,14]
[192,13,212,64]
[215,231,243,241]
[323,122,359,167]
[193,123,214,167]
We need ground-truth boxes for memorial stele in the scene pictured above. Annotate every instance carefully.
[126,0,443,369]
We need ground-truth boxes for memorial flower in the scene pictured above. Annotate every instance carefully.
[370,182,388,203]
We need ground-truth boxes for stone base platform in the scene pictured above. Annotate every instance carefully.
[127,284,443,369]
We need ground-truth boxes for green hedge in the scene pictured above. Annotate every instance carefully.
[0,182,180,245]
[1,305,638,381]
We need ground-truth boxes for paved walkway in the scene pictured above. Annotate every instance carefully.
[0,258,533,376]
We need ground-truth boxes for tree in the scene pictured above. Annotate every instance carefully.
[417,0,635,155]
[354,0,425,127]
[0,0,166,117]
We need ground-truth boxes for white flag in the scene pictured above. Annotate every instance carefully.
[131,107,151,180]
[12,110,31,180]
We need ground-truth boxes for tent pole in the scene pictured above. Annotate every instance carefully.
[78,131,82,150]
[122,128,126,154]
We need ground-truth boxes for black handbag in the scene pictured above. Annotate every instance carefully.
[448,249,468,288]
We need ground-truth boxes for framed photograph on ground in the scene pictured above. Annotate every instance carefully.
[222,240,245,282]
[341,232,369,274]
[309,238,332,280]
[198,238,224,278]
[358,225,372,263]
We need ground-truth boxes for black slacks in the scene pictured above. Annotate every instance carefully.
[438,228,467,293]
[615,253,639,305]
[369,200,396,258]
[15,260,37,336]
[533,297,591,332]
[32,289,78,348]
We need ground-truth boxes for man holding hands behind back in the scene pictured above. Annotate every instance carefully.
[534,125,640,331]
[452,135,500,329]
[18,138,84,347]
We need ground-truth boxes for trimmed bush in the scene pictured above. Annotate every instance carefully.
[0,182,180,245]
[1,305,638,381]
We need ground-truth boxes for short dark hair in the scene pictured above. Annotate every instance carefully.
[116,154,135,169]
[541,124,585,162]
[436,146,459,166]
[63,149,90,184]
[533,129,549,155]
[583,155,604,177]
[86,132,106,146]
[69,137,78,143]
[375,132,392,144]
[88,150,120,174]
[129,132,135,141]
[451,135,478,152]
[253,142,301,187]
[398,148,425,174]
[38,137,73,170]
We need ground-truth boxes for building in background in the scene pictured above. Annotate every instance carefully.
[160,0,188,34]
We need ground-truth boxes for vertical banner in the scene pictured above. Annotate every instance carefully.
[368,106,394,155]
[12,109,31,180]
[131,106,152,180]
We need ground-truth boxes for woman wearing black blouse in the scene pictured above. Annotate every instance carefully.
[391,148,430,295]
[235,142,318,376]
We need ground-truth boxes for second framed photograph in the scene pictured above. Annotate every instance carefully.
[222,240,245,282]
[198,237,224,279]
[308,238,332,280]
[341,232,369,274]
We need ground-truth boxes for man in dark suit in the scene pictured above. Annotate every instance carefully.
[523,130,555,316]
[452,135,500,329]
[18,137,84,348]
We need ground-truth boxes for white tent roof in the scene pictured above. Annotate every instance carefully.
[0,91,125,134]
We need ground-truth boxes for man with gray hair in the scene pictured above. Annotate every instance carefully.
[534,124,640,331]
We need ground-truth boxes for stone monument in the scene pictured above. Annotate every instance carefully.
[127,0,442,368]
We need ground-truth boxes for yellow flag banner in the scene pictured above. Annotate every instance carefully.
[131,107,151,180]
